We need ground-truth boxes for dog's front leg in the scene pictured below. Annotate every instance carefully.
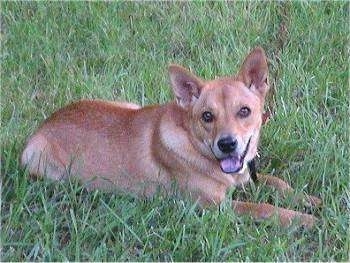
[257,173,293,193]
[257,173,322,207]
[232,200,317,228]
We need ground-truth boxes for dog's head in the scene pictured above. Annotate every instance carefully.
[169,47,269,174]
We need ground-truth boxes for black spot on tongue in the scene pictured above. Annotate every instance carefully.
[219,155,242,173]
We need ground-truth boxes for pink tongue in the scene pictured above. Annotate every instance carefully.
[220,156,242,173]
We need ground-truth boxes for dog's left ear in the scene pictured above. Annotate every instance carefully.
[168,64,204,108]
[238,47,269,99]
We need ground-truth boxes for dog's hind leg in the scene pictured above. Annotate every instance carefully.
[232,200,317,228]
[21,134,68,180]
[257,173,322,207]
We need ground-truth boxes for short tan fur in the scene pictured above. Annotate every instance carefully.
[21,48,321,227]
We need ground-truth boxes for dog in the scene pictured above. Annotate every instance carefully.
[21,47,321,228]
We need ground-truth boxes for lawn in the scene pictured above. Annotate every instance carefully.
[1,1,349,261]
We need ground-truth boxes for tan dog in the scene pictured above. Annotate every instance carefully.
[21,48,320,227]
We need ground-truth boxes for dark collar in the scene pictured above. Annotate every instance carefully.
[248,159,258,182]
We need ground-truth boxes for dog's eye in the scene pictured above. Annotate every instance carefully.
[202,111,214,123]
[237,107,251,118]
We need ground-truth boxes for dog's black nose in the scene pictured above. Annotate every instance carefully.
[217,136,237,154]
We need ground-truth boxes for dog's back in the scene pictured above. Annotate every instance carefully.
[21,100,168,193]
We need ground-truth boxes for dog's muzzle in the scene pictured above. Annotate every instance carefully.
[217,137,251,174]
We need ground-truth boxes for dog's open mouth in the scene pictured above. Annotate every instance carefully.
[219,138,251,174]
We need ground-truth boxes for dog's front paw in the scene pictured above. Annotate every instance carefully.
[298,213,318,229]
[278,208,318,229]
[292,193,322,209]
[304,194,322,208]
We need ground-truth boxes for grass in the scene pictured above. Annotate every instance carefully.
[1,1,349,261]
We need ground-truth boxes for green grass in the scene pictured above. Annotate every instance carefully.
[1,1,349,261]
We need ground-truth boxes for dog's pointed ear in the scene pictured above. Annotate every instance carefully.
[238,47,269,99]
[168,64,204,108]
